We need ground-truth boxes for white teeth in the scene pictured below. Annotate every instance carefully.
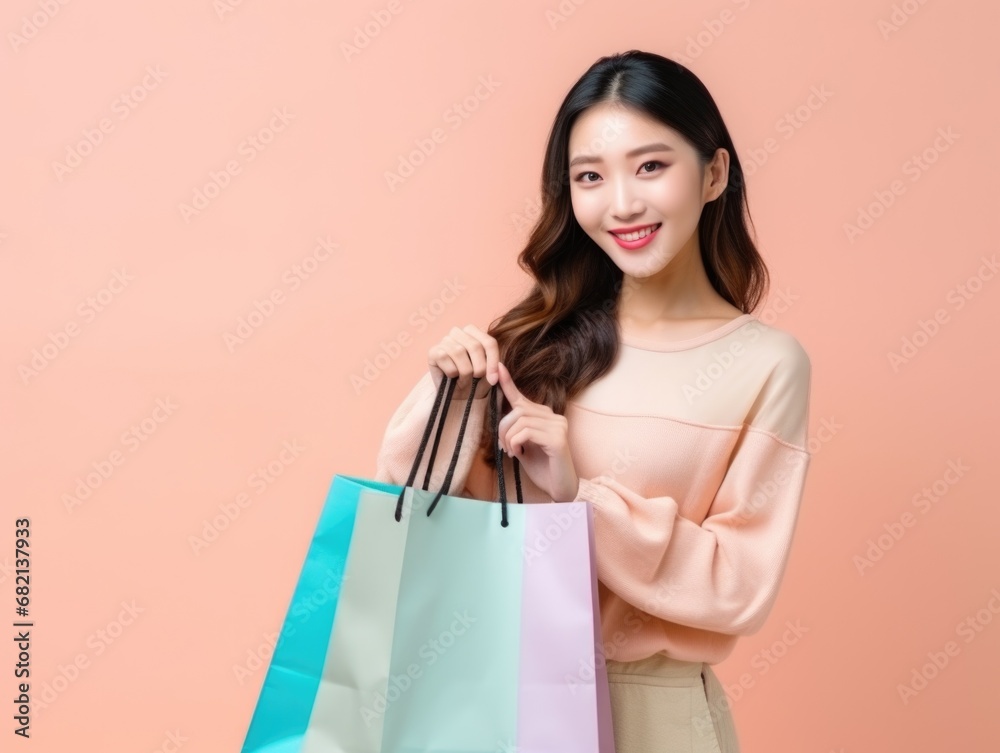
[612,224,659,241]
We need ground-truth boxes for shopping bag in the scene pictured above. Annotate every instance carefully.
[240,373,616,753]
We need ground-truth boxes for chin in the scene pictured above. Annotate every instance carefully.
[604,245,675,277]
[622,260,670,278]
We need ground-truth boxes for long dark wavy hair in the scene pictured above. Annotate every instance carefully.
[473,49,770,474]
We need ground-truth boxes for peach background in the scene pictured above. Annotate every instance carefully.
[3,0,999,750]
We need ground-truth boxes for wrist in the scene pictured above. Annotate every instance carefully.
[552,473,581,503]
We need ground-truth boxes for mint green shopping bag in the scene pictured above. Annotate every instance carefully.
[241,375,616,753]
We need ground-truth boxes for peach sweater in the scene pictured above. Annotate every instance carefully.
[373,314,812,665]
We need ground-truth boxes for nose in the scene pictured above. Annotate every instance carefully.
[610,178,643,221]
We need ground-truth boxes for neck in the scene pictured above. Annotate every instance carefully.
[616,241,728,325]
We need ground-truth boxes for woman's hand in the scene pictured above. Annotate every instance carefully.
[427,324,499,401]
[495,362,580,502]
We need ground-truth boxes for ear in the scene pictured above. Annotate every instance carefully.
[704,147,730,202]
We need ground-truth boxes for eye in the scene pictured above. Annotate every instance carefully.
[573,161,667,183]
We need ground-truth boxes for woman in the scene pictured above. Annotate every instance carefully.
[374,49,812,753]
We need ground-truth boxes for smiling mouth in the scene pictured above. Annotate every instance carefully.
[609,223,661,241]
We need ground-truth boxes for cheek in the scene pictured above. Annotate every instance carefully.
[648,179,694,213]
[662,170,705,211]
[570,190,602,230]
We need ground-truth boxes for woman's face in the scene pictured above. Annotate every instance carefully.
[567,102,727,280]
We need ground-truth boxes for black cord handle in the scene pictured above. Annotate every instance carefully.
[394,374,522,527]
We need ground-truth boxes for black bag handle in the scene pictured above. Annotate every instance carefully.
[394,374,523,527]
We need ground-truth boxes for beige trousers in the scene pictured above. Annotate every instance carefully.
[605,652,740,753]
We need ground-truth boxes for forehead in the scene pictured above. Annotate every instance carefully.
[568,102,680,154]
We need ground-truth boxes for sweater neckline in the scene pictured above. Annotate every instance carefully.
[619,313,755,352]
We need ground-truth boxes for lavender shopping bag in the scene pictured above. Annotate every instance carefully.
[241,375,615,753]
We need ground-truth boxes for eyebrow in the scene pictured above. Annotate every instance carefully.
[569,142,675,168]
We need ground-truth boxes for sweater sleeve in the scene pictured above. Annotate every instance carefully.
[372,371,489,498]
[572,345,812,636]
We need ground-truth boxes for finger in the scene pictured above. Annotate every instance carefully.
[497,407,522,453]
[461,324,500,385]
[501,416,551,456]
[448,326,489,382]
[427,359,445,384]
[509,419,555,455]
[500,413,552,442]
[497,361,527,406]
[508,427,542,458]
[428,341,469,381]
[428,340,477,399]
[446,328,495,400]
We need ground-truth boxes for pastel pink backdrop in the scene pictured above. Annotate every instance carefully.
[3,0,998,750]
